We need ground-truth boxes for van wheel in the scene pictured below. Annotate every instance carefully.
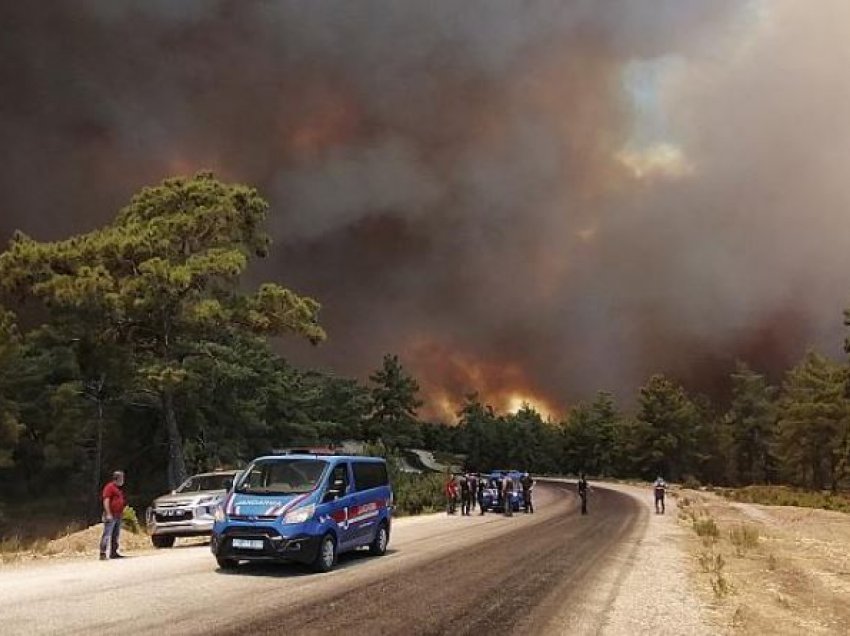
[313,534,336,573]
[151,535,175,549]
[369,522,389,556]
[216,557,238,570]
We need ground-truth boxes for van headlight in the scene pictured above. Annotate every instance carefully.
[283,503,316,525]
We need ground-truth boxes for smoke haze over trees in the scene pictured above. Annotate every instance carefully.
[4,2,850,417]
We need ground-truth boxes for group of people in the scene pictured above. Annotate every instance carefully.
[444,471,535,517]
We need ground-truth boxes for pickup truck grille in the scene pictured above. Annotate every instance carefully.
[154,509,193,523]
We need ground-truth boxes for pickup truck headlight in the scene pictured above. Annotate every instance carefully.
[283,503,316,525]
[213,505,226,523]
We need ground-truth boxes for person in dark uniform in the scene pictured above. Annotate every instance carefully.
[477,477,486,515]
[502,474,514,517]
[520,472,535,513]
[653,476,667,514]
[468,473,478,512]
[460,474,472,516]
[577,473,589,515]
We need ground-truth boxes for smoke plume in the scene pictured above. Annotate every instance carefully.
[1,1,849,420]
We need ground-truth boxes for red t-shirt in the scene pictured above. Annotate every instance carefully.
[102,482,126,517]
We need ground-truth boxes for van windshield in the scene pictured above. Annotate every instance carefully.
[235,459,327,496]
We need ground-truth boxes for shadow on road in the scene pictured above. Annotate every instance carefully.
[214,548,399,578]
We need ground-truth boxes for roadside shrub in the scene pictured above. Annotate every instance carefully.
[728,524,759,556]
[693,515,719,540]
[722,485,850,514]
[683,475,702,490]
[391,472,445,516]
[711,570,732,598]
[698,549,714,573]
[767,553,778,571]
[122,506,142,534]
[0,534,21,556]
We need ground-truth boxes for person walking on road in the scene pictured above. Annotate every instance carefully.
[577,473,589,515]
[477,477,486,515]
[445,473,458,515]
[521,472,535,513]
[653,476,667,514]
[460,474,472,516]
[468,473,478,512]
[100,470,126,560]
[502,473,514,517]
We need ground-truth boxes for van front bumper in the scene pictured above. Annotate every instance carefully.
[211,526,321,565]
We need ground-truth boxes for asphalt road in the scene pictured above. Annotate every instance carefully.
[1,482,646,636]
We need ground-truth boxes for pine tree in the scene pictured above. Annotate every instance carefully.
[776,352,850,491]
[0,173,325,487]
[368,354,423,451]
[725,362,778,485]
[631,374,700,481]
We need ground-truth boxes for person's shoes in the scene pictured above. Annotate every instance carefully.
[99,553,107,561]
[110,553,125,559]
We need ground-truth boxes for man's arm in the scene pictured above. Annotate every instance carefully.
[102,483,114,520]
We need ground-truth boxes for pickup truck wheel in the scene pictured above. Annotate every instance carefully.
[369,522,389,556]
[312,534,336,573]
[151,535,175,548]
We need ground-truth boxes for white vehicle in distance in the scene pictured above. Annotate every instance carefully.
[146,470,240,548]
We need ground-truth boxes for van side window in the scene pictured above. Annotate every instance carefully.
[330,463,349,493]
[352,462,389,492]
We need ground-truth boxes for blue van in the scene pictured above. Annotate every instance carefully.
[480,470,525,512]
[211,454,393,572]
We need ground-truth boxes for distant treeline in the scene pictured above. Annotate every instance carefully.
[2,174,850,515]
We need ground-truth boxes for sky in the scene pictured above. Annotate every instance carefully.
[2,1,850,421]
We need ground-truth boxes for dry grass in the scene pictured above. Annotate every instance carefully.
[679,488,850,634]
[0,518,150,565]
[722,485,850,514]
[693,515,719,541]
[728,524,759,556]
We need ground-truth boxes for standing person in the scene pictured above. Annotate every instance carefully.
[468,473,478,512]
[477,476,486,515]
[460,474,472,516]
[577,473,589,515]
[653,476,667,514]
[100,470,126,560]
[445,473,458,515]
[521,472,535,514]
[502,473,514,517]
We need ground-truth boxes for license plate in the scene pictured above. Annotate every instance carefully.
[232,539,264,550]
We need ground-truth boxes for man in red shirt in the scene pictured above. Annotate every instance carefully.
[99,470,126,560]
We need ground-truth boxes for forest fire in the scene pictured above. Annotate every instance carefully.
[409,340,562,423]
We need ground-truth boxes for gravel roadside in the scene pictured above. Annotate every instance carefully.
[538,480,719,636]
[596,483,720,635]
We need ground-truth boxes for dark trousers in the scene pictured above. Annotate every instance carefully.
[523,491,533,513]
[579,492,587,515]
[447,496,457,514]
[100,517,121,556]
[478,495,485,514]
[655,494,665,514]
[461,494,471,515]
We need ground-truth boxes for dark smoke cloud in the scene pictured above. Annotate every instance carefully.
[1,1,846,420]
